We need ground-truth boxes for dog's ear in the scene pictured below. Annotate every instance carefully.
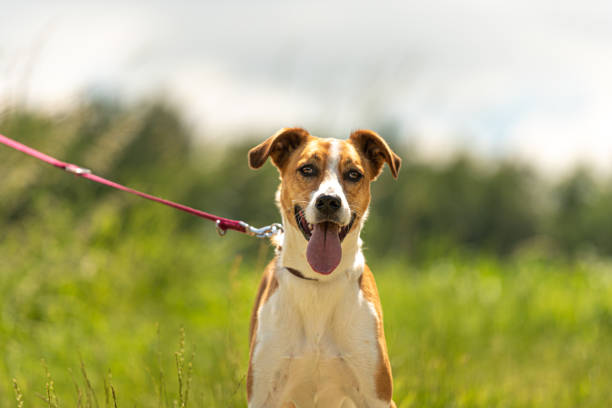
[349,129,401,180]
[248,127,310,170]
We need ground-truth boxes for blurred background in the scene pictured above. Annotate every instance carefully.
[1,1,611,407]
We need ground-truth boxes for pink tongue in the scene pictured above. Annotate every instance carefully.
[306,222,342,275]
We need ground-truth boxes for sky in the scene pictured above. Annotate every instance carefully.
[1,0,611,175]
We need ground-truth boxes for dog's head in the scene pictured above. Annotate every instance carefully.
[248,128,401,275]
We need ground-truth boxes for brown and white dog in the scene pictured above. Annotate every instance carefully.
[246,128,401,408]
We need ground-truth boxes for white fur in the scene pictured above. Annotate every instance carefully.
[249,257,389,408]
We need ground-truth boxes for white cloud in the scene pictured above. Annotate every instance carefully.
[164,63,321,137]
[1,0,611,174]
[0,3,154,109]
[509,101,612,176]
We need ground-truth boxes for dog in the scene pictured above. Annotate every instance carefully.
[246,128,401,408]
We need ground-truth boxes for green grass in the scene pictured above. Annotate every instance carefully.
[1,205,612,407]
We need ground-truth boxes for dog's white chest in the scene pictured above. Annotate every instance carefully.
[249,272,387,408]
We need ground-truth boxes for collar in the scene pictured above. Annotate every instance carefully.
[285,267,318,281]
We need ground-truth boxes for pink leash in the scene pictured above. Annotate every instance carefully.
[0,133,282,238]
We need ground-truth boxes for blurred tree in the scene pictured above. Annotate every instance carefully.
[2,101,612,262]
[547,169,612,256]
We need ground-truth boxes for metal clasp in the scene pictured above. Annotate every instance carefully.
[64,163,91,175]
[239,221,284,238]
[216,220,227,236]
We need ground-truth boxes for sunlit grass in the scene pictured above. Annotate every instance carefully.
[2,206,612,407]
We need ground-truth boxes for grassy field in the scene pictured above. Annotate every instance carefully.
[1,203,612,407]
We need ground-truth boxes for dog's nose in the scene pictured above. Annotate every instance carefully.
[315,194,341,215]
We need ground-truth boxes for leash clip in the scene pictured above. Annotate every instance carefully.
[239,221,284,239]
[64,163,91,175]
[215,220,228,236]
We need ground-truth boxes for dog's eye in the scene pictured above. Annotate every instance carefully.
[298,164,318,177]
[345,170,363,182]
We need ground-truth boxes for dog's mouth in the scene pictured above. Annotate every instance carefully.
[294,205,356,275]
[294,205,356,242]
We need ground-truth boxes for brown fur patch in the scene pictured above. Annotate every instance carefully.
[278,138,334,231]
[359,265,393,402]
[248,128,311,170]
[247,259,279,401]
[336,142,372,219]
[349,129,401,180]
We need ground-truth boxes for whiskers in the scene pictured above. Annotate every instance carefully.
[295,208,309,227]
[287,199,310,218]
